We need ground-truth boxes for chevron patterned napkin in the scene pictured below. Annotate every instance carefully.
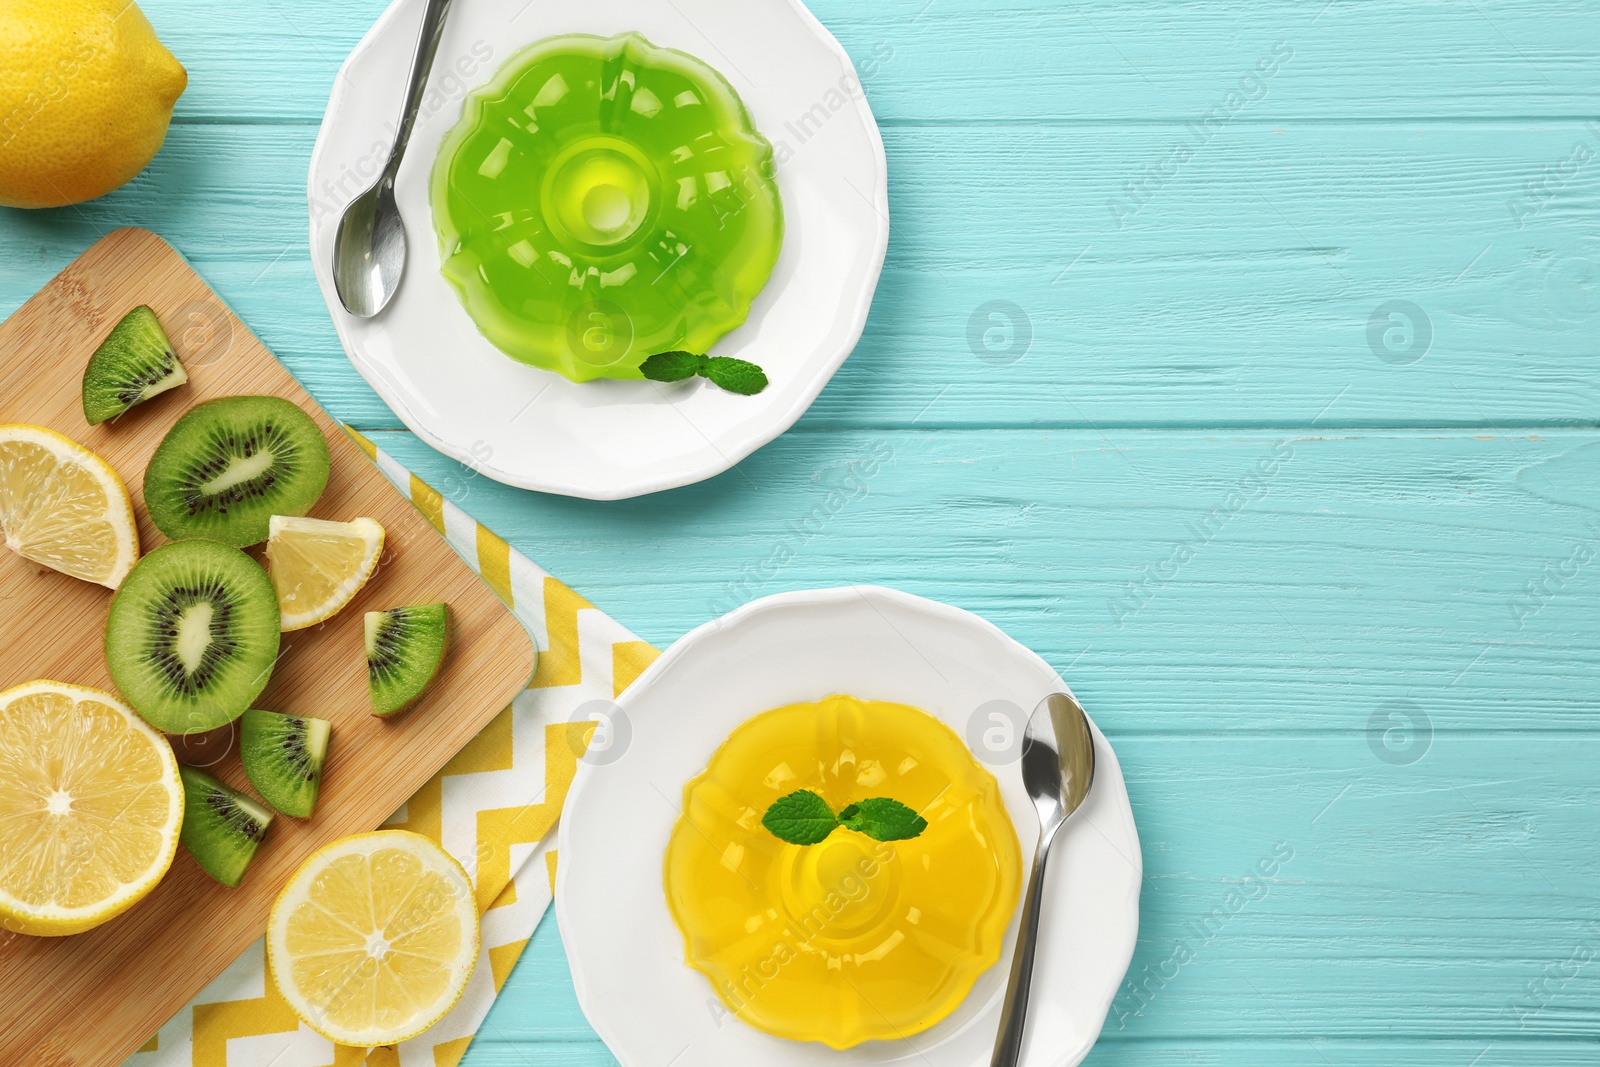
[124,429,659,1067]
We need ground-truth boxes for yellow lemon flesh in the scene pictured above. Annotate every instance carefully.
[0,0,187,209]
[0,423,139,588]
[267,830,479,1046]
[265,515,385,631]
[0,680,183,936]
[665,694,1023,1048]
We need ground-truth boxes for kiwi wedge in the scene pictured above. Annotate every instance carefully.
[106,539,281,734]
[240,709,330,818]
[144,395,331,547]
[366,603,450,716]
[178,765,273,887]
[81,306,188,425]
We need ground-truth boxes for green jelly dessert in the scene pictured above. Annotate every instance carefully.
[431,33,784,383]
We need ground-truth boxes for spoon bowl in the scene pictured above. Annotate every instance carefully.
[333,177,406,318]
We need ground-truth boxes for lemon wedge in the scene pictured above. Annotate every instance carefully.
[264,515,384,631]
[0,424,139,588]
[267,830,479,1046]
[0,680,183,936]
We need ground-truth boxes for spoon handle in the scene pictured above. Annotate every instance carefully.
[990,836,1054,1067]
[382,0,454,182]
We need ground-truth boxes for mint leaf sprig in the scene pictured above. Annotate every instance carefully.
[639,351,769,395]
[761,789,928,846]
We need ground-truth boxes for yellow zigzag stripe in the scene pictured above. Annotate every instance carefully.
[190,976,301,1066]
[312,1046,380,1067]
[612,641,659,697]
[343,425,379,460]
[410,474,445,533]
[532,577,593,688]
[488,940,528,994]
[485,874,519,914]
[471,720,588,914]
[475,526,513,607]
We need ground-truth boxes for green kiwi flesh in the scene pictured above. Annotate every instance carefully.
[143,395,331,547]
[81,306,188,425]
[366,603,450,716]
[106,539,281,734]
[178,765,274,887]
[240,709,330,818]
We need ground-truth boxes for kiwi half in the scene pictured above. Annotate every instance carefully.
[366,603,450,716]
[106,539,281,734]
[240,709,330,818]
[81,306,188,425]
[144,395,331,547]
[178,765,273,887]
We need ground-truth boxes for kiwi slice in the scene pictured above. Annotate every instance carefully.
[81,306,188,425]
[143,395,331,547]
[178,765,273,887]
[106,539,282,734]
[366,603,450,716]
[240,709,331,818]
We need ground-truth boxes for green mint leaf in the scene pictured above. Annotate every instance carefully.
[838,797,928,842]
[762,789,839,845]
[703,356,770,396]
[638,351,705,383]
[639,352,770,395]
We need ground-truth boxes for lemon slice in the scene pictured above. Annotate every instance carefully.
[0,680,183,936]
[267,830,479,1045]
[264,515,384,631]
[0,424,139,588]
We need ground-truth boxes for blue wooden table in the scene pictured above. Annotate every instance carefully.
[5,1,1600,1063]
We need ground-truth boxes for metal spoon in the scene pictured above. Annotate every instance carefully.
[990,692,1098,1067]
[332,0,454,318]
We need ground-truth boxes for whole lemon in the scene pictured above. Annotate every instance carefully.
[0,0,186,209]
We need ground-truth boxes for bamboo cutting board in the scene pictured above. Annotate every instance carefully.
[0,229,538,1066]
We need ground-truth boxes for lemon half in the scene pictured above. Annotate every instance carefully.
[267,830,479,1046]
[0,680,183,936]
[0,423,139,588]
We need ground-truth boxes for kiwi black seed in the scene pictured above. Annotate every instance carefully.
[240,709,331,819]
[143,395,331,547]
[106,539,281,734]
[366,603,450,716]
[81,306,189,425]
[178,765,274,887]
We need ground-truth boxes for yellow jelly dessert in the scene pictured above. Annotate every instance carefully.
[664,694,1022,1048]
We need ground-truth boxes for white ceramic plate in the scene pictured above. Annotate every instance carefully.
[309,0,889,499]
[557,587,1142,1067]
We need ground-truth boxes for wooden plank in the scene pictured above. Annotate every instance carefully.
[139,0,1600,123]
[0,230,536,1067]
[812,121,1600,430]
[4,122,1599,431]
[375,427,1600,734]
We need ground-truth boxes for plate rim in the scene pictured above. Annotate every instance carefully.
[307,0,891,500]
[556,585,1143,1067]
